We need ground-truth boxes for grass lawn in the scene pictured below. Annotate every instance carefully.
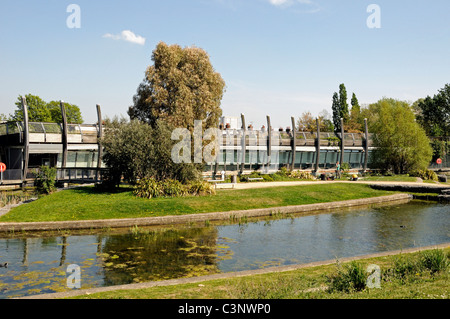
[0,183,395,223]
[358,175,419,182]
[72,248,450,299]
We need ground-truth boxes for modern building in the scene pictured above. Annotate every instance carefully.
[0,98,104,185]
[0,98,374,186]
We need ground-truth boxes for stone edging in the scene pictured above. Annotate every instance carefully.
[0,193,412,233]
[19,242,450,299]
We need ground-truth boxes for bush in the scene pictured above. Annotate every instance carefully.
[160,179,186,197]
[419,249,449,274]
[390,255,420,280]
[410,169,438,181]
[327,261,367,293]
[133,177,162,199]
[289,170,316,180]
[185,180,216,196]
[134,177,215,199]
[33,166,57,194]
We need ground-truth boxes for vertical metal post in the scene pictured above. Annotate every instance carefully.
[95,104,103,182]
[340,118,344,166]
[21,96,29,185]
[315,118,320,173]
[266,116,272,169]
[291,116,296,170]
[240,113,246,175]
[60,101,68,170]
[363,118,369,172]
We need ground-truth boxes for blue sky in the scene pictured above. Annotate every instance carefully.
[0,0,449,129]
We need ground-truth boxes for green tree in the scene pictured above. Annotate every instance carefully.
[13,94,52,122]
[332,92,341,132]
[339,83,350,124]
[47,101,83,124]
[12,94,83,123]
[128,42,226,132]
[367,98,432,174]
[347,92,363,132]
[416,84,450,137]
[101,117,200,186]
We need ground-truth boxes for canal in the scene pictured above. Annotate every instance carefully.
[0,200,449,298]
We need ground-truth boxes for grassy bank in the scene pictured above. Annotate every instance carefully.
[0,183,395,223]
[72,247,450,299]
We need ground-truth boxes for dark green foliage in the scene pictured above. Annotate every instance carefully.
[416,84,450,137]
[101,118,201,186]
[419,249,449,274]
[331,92,341,132]
[327,261,368,293]
[339,83,349,124]
[33,166,57,194]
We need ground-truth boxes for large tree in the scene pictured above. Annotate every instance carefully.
[416,83,450,137]
[339,83,350,124]
[367,98,432,174]
[331,92,341,132]
[128,42,226,131]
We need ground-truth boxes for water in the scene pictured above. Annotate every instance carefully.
[0,200,448,298]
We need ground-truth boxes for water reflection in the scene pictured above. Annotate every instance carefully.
[0,200,448,298]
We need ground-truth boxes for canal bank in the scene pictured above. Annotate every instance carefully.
[19,242,450,299]
[0,193,412,233]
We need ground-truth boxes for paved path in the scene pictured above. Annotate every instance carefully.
[216,179,450,189]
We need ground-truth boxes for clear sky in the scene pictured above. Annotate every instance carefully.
[0,0,449,129]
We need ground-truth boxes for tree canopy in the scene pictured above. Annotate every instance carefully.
[415,83,450,137]
[128,42,226,132]
[366,98,432,174]
[12,94,83,124]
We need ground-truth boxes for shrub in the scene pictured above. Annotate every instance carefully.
[289,170,316,180]
[390,255,420,280]
[133,177,162,199]
[134,178,215,199]
[419,249,449,274]
[160,179,186,197]
[410,169,438,181]
[327,261,367,293]
[33,166,57,194]
[185,180,216,196]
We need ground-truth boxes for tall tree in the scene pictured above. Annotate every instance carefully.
[368,98,432,174]
[347,92,363,132]
[331,92,341,132]
[339,83,350,124]
[350,93,360,117]
[128,42,226,132]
